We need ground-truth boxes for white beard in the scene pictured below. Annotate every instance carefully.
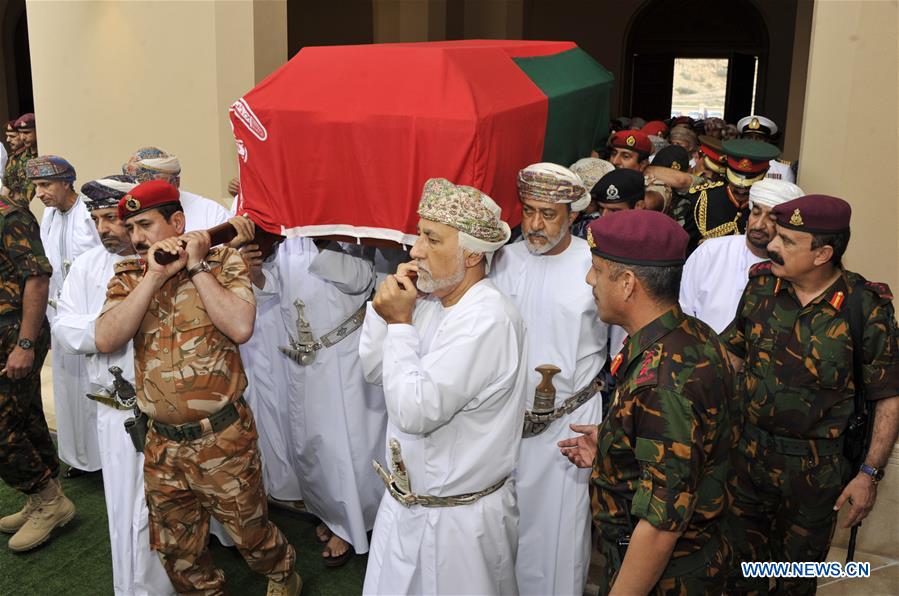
[523,226,567,255]
[416,250,465,294]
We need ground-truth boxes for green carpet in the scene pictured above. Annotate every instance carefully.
[0,471,366,595]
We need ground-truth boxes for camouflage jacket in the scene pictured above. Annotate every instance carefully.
[0,197,52,319]
[681,180,747,255]
[722,263,899,439]
[3,147,35,207]
[592,306,736,560]
[101,246,255,425]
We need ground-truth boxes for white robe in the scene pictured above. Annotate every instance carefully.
[491,237,607,596]
[227,198,301,499]
[359,279,528,595]
[679,235,766,333]
[256,238,386,551]
[179,190,229,231]
[40,195,102,470]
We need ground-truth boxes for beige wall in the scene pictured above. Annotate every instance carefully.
[799,0,899,557]
[797,0,898,292]
[25,0,286,219]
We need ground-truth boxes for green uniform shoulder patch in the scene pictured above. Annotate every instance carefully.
[863,281,893,301]
[633,343,663,388]
[748,261,774,278]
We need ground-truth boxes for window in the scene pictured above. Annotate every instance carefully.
[670,58,729,119]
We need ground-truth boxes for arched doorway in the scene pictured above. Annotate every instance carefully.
[622,0,768,122]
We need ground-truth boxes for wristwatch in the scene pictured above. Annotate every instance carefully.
[17,338,34,350]
[187,260,212,279]
[859,463,884,483]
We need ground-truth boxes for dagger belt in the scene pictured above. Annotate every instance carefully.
[280,301,368,366]
[522,374,604,438]
[373,438,508,508]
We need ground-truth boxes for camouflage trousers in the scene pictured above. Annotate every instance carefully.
[594,527,731,595]
[726,431,849,595]
[143,399,295,595]
[0,319,58,494]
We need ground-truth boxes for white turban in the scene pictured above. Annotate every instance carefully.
[517,162,591,211]
[749,178,804,210]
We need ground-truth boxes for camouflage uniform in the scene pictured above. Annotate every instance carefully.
[681,181,746,255]
[3,147,36,208]
[0,197,57,494]
[102,246,295,594]
[592,306,736,595]
[721,262,899,595]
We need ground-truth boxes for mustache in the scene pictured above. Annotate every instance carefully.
[526,231,548,239]
[134,243,150,252]
[768,251,784,265]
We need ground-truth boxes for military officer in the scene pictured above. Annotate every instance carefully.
[608,130,653,172]
[0,191,76,552]
[592,168,647,217]
[560,210,736,595]
[737,115,796,183]
[681,138,780,254]
[722,195,899,595]
[95,180,300,596]
[3,115,36,208]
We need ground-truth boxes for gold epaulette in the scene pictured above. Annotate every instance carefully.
[776,158,793,166]
[688,180,725,194]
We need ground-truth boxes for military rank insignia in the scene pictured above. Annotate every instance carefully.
[790,208,804,226]
[124,196,141,212]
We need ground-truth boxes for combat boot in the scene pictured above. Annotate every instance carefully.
[7,482,75,552]
[267,571,302,596]
[0,494,41,534]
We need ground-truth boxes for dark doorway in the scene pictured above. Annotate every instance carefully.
[3,0,33,119]
[287,0,374,58]
[623,0,767,120]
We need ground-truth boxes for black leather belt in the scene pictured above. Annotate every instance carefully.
[150,397,245,442]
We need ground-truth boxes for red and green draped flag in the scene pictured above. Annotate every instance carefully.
[231,40,613,243]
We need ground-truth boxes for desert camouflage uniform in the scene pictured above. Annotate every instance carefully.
[3,147,36,208]
[592,306,736,595]
[102,246,295,594]
[722,262,899,595]
[0,197,56,494]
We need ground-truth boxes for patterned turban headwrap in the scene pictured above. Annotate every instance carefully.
[25,155,76,183]
[417,178,511,270]
[81,174,138,211]
[748,179,804,211]
[570,158,615,192]
[648,134,670,155]
[517,162,591,212]
[122,146,182,182]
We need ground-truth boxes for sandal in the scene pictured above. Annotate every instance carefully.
[314,523,333,544]
[322,538,354,568]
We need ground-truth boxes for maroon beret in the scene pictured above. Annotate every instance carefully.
[771,194,851,234]
[610,129,652,156]
[118,179,181,220]
[586,210,688,266]
[15,113,35,130]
